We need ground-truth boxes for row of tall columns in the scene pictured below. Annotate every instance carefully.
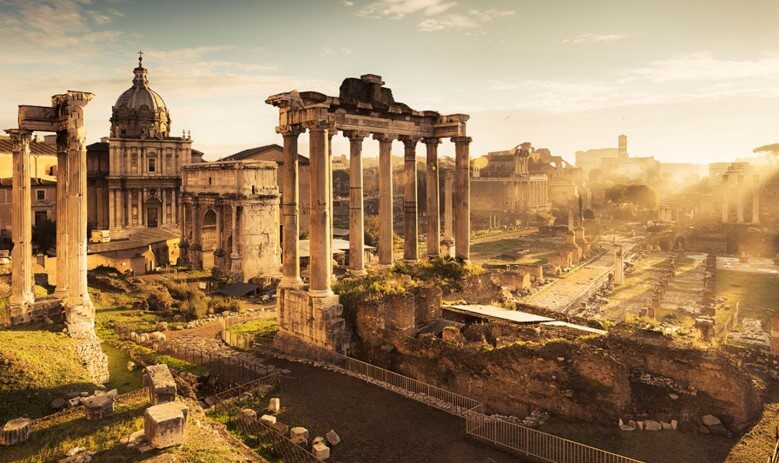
[278,125,471,296]
[6,130,34,307]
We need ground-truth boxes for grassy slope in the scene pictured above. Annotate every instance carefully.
[0,326,96,422]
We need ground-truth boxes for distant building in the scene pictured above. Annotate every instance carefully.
[575,147,620,179]
[0,177,56,231]
[220,143,311,234]
[0,136,58,232]
[471,142,552,226]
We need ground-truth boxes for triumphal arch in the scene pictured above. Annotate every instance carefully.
[266,74,471,354]
[6,91,108,382]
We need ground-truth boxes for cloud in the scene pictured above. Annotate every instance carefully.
[562,33,628,44]
[0,0,122,49]
[320,47,353,56]
[340,0,354,6]
[418,14,479,32]
[627,52,779,82]
[356,0,456,19]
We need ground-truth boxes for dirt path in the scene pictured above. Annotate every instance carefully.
[164,329,522,463]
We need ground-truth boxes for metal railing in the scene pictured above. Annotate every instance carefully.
[344,357,482,416]
[465,406,644,463]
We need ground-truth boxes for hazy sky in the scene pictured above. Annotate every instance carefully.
[2,0,779,164]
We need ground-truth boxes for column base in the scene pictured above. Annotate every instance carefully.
[440,239,455,258]
[279,276,305,289]
[276,287,347,353]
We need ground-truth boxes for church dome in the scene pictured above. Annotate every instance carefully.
[110,56,171,139]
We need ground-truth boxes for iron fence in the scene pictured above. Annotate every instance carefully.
[343,357,481,416]
[465,406,644,463]
[159,342,273,387]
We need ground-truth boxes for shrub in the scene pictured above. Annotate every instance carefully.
[209,296,242,314]
[145,285,174,312]
[160,280,209,319]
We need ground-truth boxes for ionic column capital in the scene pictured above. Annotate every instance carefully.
[277,125,305,138]
[399,135,420,150]
[343,130,369,142]
[373,133,397,143]
[451,136,472,145]
[4,129,33,149]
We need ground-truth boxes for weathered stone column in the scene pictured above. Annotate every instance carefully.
[345,131,367,275]
[452,136,472,262]
[308,122,333,295]
[161,190,168,226]
[752,174,760,224]
[375,133,395,267]
[279,126,304,288]
[423,138,440,258]
[60,92,95,329]
[6,129,34,311]
[54,131,69,297]
[736,175,745,223]
[443,169,454,242]
[401,136,419,263]
[230,204,242,281]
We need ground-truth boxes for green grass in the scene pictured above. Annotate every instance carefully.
[227,319,279,338]
[103,343,143,394]
[0,326,96,422]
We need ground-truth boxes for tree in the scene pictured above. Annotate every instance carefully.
[364,214,379,247]
[606,184,658,210]
[333,170,350,198]
[32,218,56,254]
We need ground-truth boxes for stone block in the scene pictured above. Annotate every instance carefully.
[0,417,32,445]
[83,392,115,421]
[644,420,662,431]
[260,414,276,426]
[268,398,281,414]
[271,422,289,435]
[144,364,177,405]
[312,442,330,461]
[661,421,672,430]
[702,414,721,427]
[240,409,257,424]
[312,436,325,446]
[144,402,189,449]
[671,419,678,430]
[325,430,340,446]
[290,426,309,446]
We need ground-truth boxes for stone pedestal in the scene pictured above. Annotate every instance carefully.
[144,364,177,404]
[144,401,189,449]
[276,287,346,353]
[83,390,116,420]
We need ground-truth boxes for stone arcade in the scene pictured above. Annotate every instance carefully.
[266,74,471,353]
[7,91,108,382]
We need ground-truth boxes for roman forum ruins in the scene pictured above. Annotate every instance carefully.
[266,74,471,353]
[6,91,108,381]
[721,162,761,224]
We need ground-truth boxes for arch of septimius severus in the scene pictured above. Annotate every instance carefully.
[266,74,471,354]
[6,91,108,382]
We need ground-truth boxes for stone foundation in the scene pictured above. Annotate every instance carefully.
[3,298,63,327]
[71,329,109,384]
[276,287,347,353]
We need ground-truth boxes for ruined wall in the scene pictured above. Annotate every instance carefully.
[444,273,505,304]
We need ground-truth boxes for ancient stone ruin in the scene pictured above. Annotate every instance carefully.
[266,74,471,354]
[6,91,108,383]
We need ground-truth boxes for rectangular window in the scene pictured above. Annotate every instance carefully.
[36,190,45,200]
[148,158,156,173]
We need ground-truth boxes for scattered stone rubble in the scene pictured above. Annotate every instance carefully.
[0,417,32,446]
[629,371,698,396]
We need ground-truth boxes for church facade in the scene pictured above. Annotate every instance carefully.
[87,57,195,240]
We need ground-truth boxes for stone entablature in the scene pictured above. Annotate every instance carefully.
[180,160,281,282]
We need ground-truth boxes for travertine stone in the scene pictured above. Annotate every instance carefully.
[83,390,116,420]
[0,418,32,446]
[375,133,395,267]
[290,426,309,446]
[423,138,441,258]
[143,401,189,449]
[260,414,276,426]
[143,364,177,404]
[268,398,280,414]
[312,442,330,460]
[401,136,419,263]
[325,430,341,446]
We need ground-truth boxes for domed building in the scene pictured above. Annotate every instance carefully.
[87,56,200,244]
